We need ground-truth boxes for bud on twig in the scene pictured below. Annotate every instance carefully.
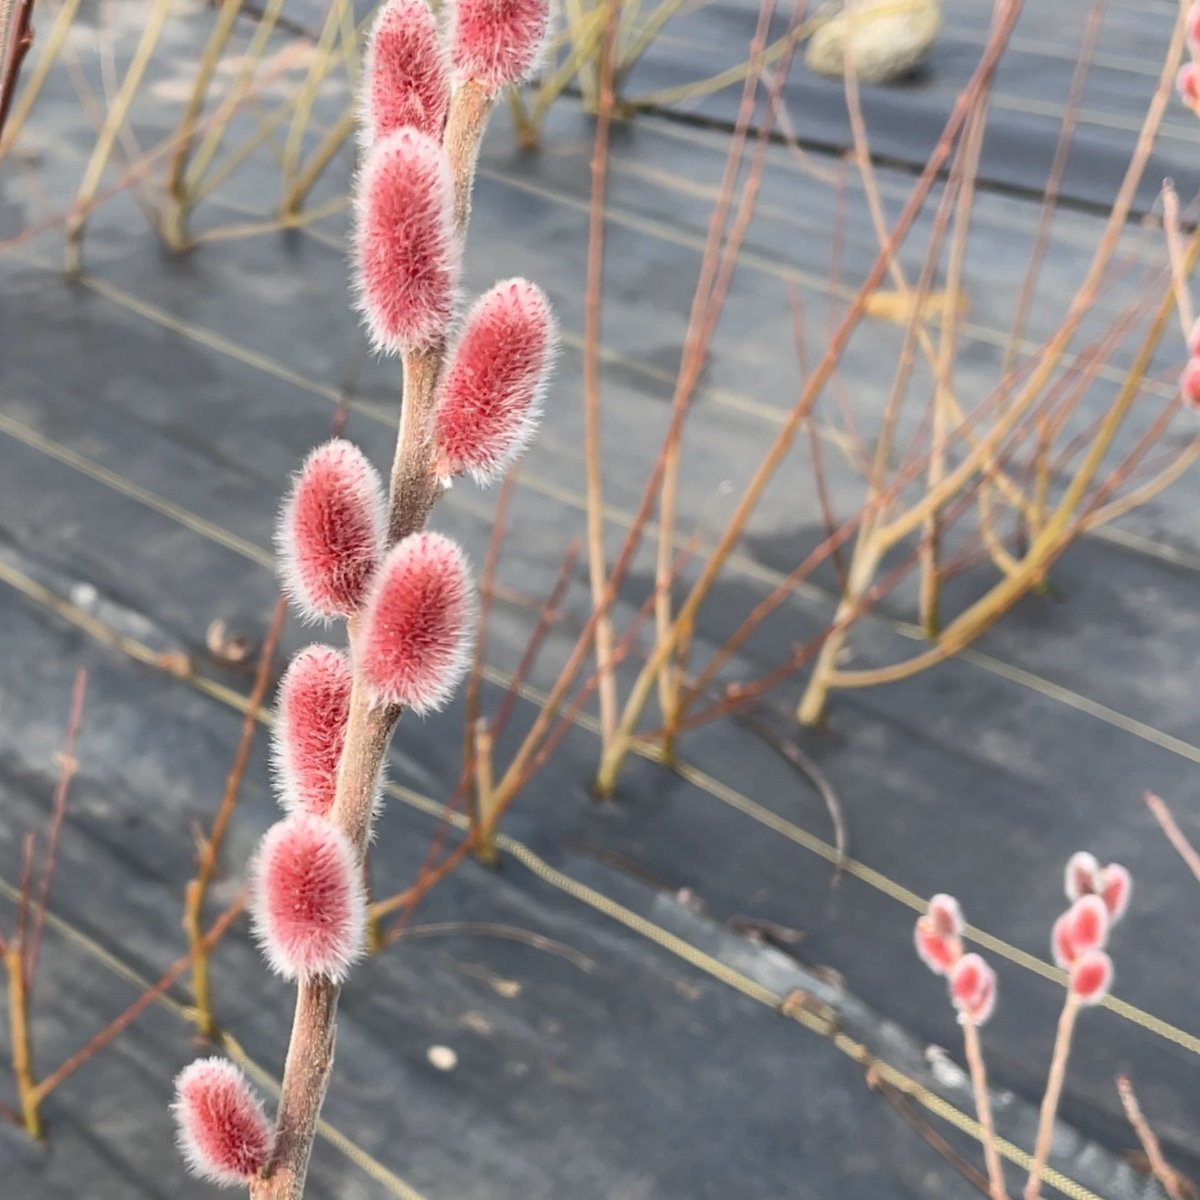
[361,0,451,146]
[1068,949,1113,1004]
[913,892,963,976]
[272,645,352,818]
[277,440,386,621]
[360,532,475,712]
[1062,850,1131,922]
[1178,62,1200,108]
[950,953,997,1026]
[173,1058,273,1187]
[1051,894,1110,968]
[354,128,459,353]
[449,0,551,94]
[435,277,556,483]
[251,813,367,982]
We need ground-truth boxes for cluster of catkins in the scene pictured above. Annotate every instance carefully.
[914,850,1130,1023]
[1050,850,1129,998]
[172,0,554,1187]
[914,893,997,1024]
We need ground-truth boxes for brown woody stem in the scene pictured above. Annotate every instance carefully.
[1024,994,1079,1200]
[250,77,497,1200]
[5,945,41,1139]
[961,1018,1007,1200]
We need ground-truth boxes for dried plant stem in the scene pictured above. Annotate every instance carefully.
[961,1019,1007,1200]
[796,12,1194,723]
[281,107,354,217]
[0,0,36,148]
[1162,182,1195,337]
[842,36,1031,595]
[1024,994,1079,1200]
[280,0,346,202]
[462,474,516,849]
[582,4,620,763]
[625,14,813,112]
[593,0,1027,789]
[807,231,1200,703]
[64,0,171,272]
[1,670,89,1140]
[0,0,78,161]
[183,0,289,196]
[918,94,990,637]
[24,667,87,991]
[1001,0,1101,379]
[4,944,40,1138]
[653,0,778,762]
[254,80,498,1200]
[162,0,241,248]
[1116,1075,1187,1200]
[795,533,880,721]
[1,15,314,256]
[1143,790,1200,884]
[186,600,287,1039]
[33,895,244,1107]
[521,8,608,144]
[471,723,499,865]
[846,62,1032,531]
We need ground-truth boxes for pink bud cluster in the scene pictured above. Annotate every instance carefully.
[353,0,554,364]
[180,0,557,1187]
[1052,850,1129,1004]
[173,1058,272,1186]
[1180,2,1200,108]
[260,460,474,980]
[914,893,996,1025]
[351,0,557,481]
[276,443,476,714]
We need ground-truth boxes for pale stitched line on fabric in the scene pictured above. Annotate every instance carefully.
[0,549,1197,1063]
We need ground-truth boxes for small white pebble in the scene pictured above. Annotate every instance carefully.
[427,1045,458,1071]
[71,582,98,609]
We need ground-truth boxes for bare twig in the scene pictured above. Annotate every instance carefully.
[1024,995,1080,1200]
[0,0,36,146]
[257,68,505,1200]
[1116,1075,1188,1200]
[1162,182,1195,338]
[736,706,847,880]
[463,472,517,845]
[1144,790,1200,884]
[7,832,40,1136]
[385,921,596,974]
[582,0,621,760]
[33,895,245,1104]
[185,599,287,1039]
[962,1018,1008,1200]
[24,668,86,992]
